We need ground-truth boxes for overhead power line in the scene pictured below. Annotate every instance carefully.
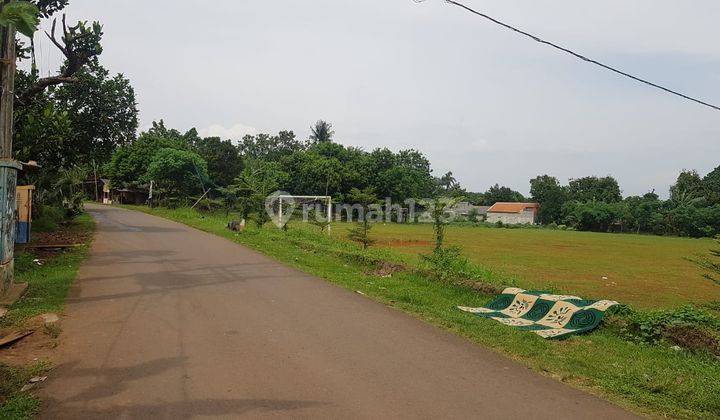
[433,0,720,112]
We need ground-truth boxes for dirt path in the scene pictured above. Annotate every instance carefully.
[40,205,636,419]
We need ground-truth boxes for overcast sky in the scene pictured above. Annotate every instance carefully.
[32,0,720,197]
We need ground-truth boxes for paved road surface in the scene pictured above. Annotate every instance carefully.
[40,205,636,419]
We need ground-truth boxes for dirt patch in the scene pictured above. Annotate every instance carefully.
[16,223,91,259]
[0,318,60,366]
[370,261,406,277]
[663,324,720,357]
[453,279,503,295]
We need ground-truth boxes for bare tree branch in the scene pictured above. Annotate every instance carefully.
[16,14,103,108]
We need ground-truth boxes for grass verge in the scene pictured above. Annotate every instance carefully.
[126,206,720,419]
[0,213,95,419]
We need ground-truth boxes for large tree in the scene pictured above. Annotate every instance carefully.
[146,148,208,199]
[17,10,104,108]
[567,176,622,203]
[530,175,567,224]
[482,184,525,205]
[670,170,706,205]
[106,121,189,189]
[704,166,720,205]
[239,131,305,162]
[50,62,137,163]
[191,136,242,187]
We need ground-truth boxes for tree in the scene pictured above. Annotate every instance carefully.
[309,120,334,143]
[567,176,622,203]
[703,166,720,205]
[623,192,664,234]
[281,151,342,197]
[438,171,459,191]
[216,186,238,216]
[670,170,705,205]
[232,160,288,227]
[422,196,464,251]
[146,148,208,199]
[54,165,87,216]
[346,187,378,250]
[107,122,189,189]
[53,62,137,161]
[561,200,621,232]
[192,136,242,187]
[239,130,305,162]
[482,184,525,205]
[0,2,39,36]
[17,13,104,107]
[530,175,567,224]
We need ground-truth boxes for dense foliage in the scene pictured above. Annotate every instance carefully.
[530,171,720,237]
[109,121,440,208]
[8,0,137,219]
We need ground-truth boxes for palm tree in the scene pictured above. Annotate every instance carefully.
[309,120,334,143]
[438,171,458,191]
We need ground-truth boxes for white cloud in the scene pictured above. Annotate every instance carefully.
[198,124,259,142]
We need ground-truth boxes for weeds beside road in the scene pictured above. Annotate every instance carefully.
[0,214,94,420]
[126,205,720,419]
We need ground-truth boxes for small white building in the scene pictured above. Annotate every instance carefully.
[486,202,540,225]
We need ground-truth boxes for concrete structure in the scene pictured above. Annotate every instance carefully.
[15,185,34,244]
[451,202,490,220]
[486,202,540,225]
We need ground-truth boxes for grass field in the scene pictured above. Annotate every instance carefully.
[325,223,718,309]
[127,206,720,419]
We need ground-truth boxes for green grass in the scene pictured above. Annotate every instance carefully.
[329,223,718,309]
[125,206,720,419]
[2,214,95,327]
[0,213,95,419]
[0,361,51,420]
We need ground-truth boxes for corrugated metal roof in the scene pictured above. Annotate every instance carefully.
[487,202,539,214]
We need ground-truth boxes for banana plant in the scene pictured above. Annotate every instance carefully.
[0,1,39,37]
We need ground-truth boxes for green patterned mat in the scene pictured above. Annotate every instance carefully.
[458,288,618,339]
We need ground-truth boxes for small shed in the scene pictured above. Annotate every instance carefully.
[486,202,540,225]
[15,185,35,244]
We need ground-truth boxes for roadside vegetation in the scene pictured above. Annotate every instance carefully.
[126,205,720,419]
[0,214,95,419]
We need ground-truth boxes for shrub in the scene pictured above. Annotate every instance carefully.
[421,246,472,281]
[33,205,66,232]
[619,305,720,354]
[194,197,223,214]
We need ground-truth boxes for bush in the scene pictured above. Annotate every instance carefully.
[32,205,66,232]
[619,305,720,354]
[421,246,472,281]
[194,197,223,214]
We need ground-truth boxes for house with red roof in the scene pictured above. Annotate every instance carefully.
[486,202,540,225]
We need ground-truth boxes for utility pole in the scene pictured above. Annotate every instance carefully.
[92,159,99,202]
[0,13,26,302]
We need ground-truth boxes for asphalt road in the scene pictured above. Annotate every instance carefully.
[40,205,636,419]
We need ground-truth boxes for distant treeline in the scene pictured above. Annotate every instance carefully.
[522,172,720,238]
[106,120,719,238]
